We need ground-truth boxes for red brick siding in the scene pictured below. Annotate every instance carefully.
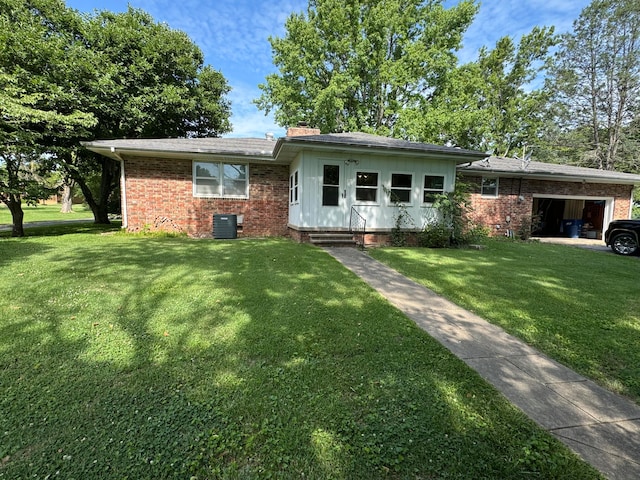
[461,174,633,234]
[123,156,289,237]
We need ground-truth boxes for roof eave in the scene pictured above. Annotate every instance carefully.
[274,136,487,162]
[459,168,640,185]
[81,142,275,163]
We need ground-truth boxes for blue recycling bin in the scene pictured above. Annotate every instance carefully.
[562,219,583,238]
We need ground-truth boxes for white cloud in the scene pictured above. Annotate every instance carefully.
[448,0,590,63]
[225,81,285,138]
[131,0,305,136]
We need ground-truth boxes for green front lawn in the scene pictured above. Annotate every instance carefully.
[0,233,600,479]
[370,239,640,404]
[0,204,93,225]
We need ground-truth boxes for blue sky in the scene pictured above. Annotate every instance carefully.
[65,0,591,138]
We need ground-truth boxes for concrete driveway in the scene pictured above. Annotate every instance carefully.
[533,236,611,253]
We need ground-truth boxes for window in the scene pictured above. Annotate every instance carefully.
[322,164,340,206]
[390,173,412,203]
[290,170,299,204]
[481,177,499,197]
[356,171,378,202]
[423,175,445,203]
[194,162,248,197]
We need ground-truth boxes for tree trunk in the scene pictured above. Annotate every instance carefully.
[75,176,109,224]
[7,195,25,237]
[69,154,119,225]
[94,201,111,224]
[60,180,74,213]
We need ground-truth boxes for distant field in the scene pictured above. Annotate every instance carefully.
[0,204,93,225]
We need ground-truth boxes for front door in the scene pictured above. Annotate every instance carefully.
[320,162,379,228]
[321,162,349,227]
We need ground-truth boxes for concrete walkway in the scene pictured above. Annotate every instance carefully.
[0,218,94,233]
[324,247,640,480]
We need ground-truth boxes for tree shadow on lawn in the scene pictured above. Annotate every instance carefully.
[0,237,54,268]
[0,221,121,239]
[0,238,601,479]
[371,242,640,403]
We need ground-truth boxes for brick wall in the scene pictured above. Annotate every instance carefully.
[123,156,289,237]
[461,175,633,235]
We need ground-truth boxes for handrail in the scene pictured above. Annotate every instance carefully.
[349,206,366,249]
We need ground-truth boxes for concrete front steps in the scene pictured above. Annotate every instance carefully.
[309,233,358,247]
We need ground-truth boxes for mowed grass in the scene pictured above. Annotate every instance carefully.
[0,204,93,225]
[370,239,640,404]
[0,233,601,479]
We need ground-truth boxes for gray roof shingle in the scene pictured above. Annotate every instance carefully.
[277,132,484,156]
[459,156,640,185]
[83,136,640,185]
[82,133,487,163]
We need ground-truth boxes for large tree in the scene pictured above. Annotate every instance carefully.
[2,4,233,228]
[545,0,640,171]
[402,26,556,152]
[0,0,96,236]
[58,7,232,224]
[255,0,478,135]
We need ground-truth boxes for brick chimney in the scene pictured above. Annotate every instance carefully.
[286,121,321,137]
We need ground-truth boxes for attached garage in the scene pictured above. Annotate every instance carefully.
[532,197,609,239]
[458,157,640,239]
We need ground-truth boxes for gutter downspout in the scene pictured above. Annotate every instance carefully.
[111,147,127,230]
[630,185,638,219]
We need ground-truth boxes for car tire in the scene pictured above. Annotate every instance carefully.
[610,233,639,256]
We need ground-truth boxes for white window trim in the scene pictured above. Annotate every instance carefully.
[388,172,413,205]
[322,163,341,207]
[481,176,499,197]
[422,174,446,205]
[355,170,381,204]
[193,160,249,199]
[289,170,299,205]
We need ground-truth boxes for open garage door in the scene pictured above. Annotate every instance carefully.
[532,196,613,239]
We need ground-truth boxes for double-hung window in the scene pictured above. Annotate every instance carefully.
[481,177,499,197]
[322,165,340,206]
[390,173,412,204]
[423,175,445,203]
[193,161,248,198]
[290,170,299,204]
[356,171,379,202]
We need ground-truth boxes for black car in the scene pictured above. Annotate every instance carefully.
[605,219,640,255]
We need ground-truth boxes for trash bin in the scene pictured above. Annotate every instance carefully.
[213,214,237,239]
[562,219,583,238]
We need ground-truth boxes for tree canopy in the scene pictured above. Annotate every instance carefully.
[61,6,232,224]
[0,0,96,236]
[0,1,232,235]
[255,0,557,156]
[255,0,478,136]
[542,0,640,172]
[401,26,556,152]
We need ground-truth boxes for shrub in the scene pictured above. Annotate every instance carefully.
[420,177,488,248]
[385,186,416,247]
[418,223,451,248]
[461,224,491,244]
[517,214,541,241]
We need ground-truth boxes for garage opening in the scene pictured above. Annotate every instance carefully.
[533,198,606,239]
